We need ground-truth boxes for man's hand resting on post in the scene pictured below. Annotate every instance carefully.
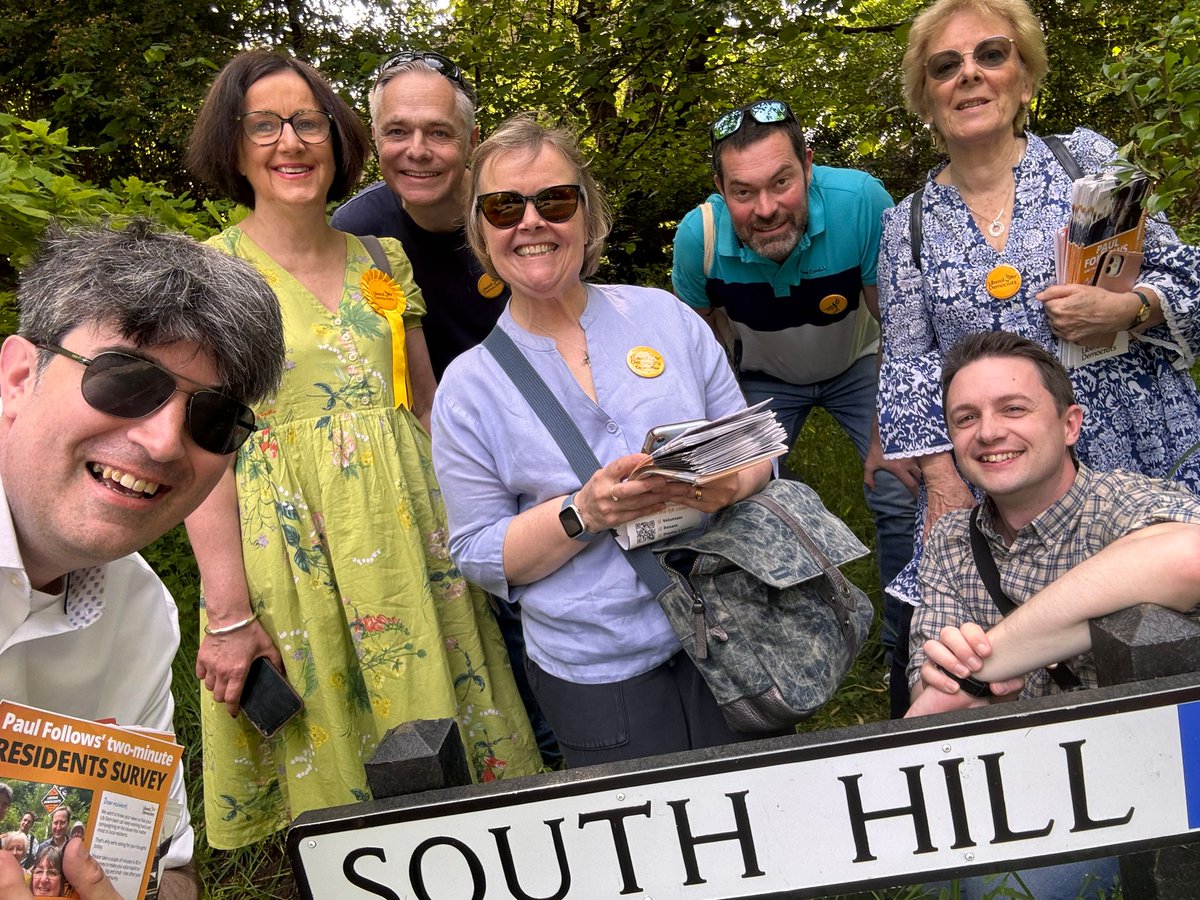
[906,623,1025,718]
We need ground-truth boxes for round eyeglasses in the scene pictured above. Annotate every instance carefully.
[925,36,1017,82]
[237,110,333,147]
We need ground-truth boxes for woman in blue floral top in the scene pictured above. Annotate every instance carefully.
[878,1,1200,610]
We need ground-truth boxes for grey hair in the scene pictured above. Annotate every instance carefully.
[902,0,1047,153]
[18,220,285,404]
[369,60,476,139]
[1,832,27,853]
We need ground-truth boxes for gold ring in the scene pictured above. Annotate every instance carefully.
[611,485,619,503]
[694,486,703,502]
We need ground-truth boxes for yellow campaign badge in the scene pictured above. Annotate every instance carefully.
[478,274,506,299]
[626,346,665,378]
[986,264,1022,300]
[819,294,849,315]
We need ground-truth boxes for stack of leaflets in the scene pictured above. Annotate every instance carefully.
[1054,172,1150,368]
[613,402,787,549]
[0,701,182,900]
[627,400,788,484]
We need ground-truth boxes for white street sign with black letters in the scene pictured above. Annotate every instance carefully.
[290,675,1200,899]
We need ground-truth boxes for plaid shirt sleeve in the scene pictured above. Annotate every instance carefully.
[908,511,1006,691]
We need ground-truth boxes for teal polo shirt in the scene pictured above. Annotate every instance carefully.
[672,165,892,385]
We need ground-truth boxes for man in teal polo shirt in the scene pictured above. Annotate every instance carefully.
[672,100,918,714]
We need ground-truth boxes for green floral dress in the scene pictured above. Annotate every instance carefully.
[200,228,540,849]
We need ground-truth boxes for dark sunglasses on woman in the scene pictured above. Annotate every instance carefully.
[925,36,1017,82]
[40,344,257,455]
[476,184,584,229]
[709,100,796,149]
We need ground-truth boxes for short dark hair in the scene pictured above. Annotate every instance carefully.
[712,114,807,184]
[19,220,284,404]
[186,50,369,208]
[31,842,62,875]
[941,331,1076,414]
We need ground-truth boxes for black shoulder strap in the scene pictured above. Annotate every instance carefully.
[968,507,1082,691]
[1042,134,1085,181]
[968,506,1017,615]
[359,234,392,275]
[482,326,672,594]
[909,134,1083,271]
[909,187,925,270]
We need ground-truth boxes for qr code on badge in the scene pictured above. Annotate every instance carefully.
[634,521,658,545]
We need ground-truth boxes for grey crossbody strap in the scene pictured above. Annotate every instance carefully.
[359,234,392,274]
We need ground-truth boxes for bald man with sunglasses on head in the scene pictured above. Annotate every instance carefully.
[0,220,284,900]
[673,100,919,714]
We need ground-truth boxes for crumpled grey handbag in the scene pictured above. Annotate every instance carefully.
[653,479,874,733]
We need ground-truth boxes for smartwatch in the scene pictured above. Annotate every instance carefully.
[558,493,596,541]
[934,663,992,698]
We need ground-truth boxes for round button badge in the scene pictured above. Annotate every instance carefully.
[986,264,1022,300]
[626,346,665,378]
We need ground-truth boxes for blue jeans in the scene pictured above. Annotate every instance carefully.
[741,355,917,662]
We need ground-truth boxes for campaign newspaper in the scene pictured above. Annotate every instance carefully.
[0,701,181,900]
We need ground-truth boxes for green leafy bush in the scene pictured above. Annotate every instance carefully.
[0,112,231,334]
[1100,3,1200,232]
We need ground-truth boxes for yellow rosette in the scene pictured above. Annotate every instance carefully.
[361,269,412,409]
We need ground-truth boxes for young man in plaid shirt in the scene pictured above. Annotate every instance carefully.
[906,331,1200,716]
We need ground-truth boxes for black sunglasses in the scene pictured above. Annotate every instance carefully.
[710,100,796,149]
[925,36,1017,82]
[476,184,584,229]
[375,50,476,103]
[41,345,257,455]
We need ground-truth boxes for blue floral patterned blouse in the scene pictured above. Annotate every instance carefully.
[878,129,1200,604]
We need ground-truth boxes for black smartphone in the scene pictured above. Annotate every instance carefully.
[240,656,303,738]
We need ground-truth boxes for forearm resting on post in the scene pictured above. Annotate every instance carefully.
[957,523,1200,683]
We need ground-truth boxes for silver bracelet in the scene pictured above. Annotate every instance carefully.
[203,613,258,636]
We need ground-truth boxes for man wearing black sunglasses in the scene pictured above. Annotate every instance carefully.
[672,100,919,715]
[332,50,509,381]
[0,220,284,900]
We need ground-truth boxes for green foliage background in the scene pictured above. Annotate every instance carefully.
[2,0,1197,895]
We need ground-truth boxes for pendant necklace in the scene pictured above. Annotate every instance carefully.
[964,199,1007,238]
[528,318,590,366]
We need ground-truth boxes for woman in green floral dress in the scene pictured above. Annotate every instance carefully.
[183,50,540,849]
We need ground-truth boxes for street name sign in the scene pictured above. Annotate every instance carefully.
[290,674,1200,899]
